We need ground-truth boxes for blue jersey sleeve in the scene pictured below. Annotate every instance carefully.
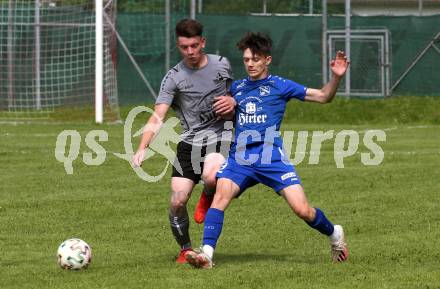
[281,79,307,101]
[228,80,238,95]
[229,79,246,97]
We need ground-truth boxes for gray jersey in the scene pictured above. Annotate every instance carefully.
[156,54,233,146]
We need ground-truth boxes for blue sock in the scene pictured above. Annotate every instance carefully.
[203,208,224,249]
[306,208,334,236]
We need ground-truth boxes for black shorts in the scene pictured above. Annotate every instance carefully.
[172,141,228,183]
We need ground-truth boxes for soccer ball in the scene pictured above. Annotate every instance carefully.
[57,238,92,270]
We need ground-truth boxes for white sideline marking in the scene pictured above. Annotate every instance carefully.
[358,125,437,133]
[406,125,433,129]
[0,120,122,125]
[1,133,58,137]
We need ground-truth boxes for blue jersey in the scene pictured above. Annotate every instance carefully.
[229,75,307,156]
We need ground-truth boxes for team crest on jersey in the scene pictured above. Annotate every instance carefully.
[259,86,270,96]
[213,72,225,84]
[245,102,257,114]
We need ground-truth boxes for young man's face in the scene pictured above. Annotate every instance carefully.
[242,48,272,80]
[176,36,206,67]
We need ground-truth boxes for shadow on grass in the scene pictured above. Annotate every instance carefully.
[213,252,321,265]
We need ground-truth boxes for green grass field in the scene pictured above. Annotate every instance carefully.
[1,97,440,289]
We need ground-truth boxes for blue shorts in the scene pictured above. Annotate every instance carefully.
[216,145,301,195]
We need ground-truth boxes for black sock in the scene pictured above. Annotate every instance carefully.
[168,207,191,249]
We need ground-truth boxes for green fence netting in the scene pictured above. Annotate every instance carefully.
[115,14,440,104]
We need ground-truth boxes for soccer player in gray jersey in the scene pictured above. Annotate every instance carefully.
[132,19,236,264]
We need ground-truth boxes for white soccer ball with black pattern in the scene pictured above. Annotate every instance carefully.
[57,238,92,270]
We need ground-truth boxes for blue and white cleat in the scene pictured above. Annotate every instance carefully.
[331,225,349,262]
[185,249,214,269]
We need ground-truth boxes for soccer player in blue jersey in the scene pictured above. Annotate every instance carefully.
[186,32,350,268]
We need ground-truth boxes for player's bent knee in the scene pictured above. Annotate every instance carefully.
[204,152,225,165]
[201,173,217,188]
[203,153,225,172]
[293,206,313,221]
[211,191,233,210]
[202,153,224,188]
[170,199,186,211]
[169,191,189,210]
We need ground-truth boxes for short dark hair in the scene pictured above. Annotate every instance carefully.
[175,18,203,38]
[236,32,272,56]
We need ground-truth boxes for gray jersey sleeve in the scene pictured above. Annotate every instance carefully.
[225,57,233,79]
[222,57,234,92]
[156,69,177,105]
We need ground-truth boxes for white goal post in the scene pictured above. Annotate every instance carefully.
[96,0,103,123]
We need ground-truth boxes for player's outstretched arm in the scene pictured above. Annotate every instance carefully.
[305,50,350,104]
[132,103,170,167]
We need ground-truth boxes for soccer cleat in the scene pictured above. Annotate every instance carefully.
[330,225,349,262]
[194,191,213,224]
[185,250,214,269]
[175,248,193,264]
